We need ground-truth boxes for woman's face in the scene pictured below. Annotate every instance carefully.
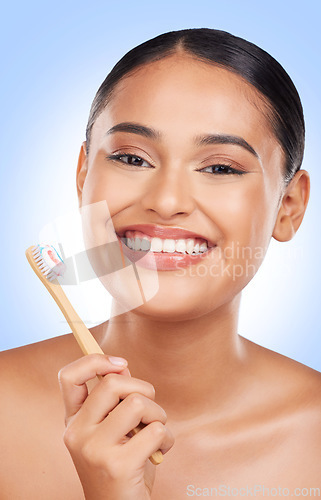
[77,53,286,320]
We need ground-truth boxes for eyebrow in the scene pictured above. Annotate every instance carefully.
[106,122,259,159]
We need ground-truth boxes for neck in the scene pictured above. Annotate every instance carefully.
[97,293,247,421]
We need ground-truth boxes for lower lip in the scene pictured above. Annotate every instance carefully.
[116,235,216,271]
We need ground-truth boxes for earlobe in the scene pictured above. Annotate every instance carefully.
[76,141,88,207]
[272,170,310,242]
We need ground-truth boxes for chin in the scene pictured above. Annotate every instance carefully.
[129,287,211,322]
[132,301,204,322]
[130,276,243,321]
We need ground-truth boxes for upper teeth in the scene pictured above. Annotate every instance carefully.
[121,230,209,255]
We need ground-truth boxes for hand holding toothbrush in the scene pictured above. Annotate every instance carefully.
[58,353,174,500]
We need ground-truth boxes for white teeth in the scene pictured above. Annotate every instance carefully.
[163,239,176,253]
[150,237,163,252]
[199,242,207,253]
[134,237,141,251]
[175,239,186,253]
[123,231,209,254]
[126,238,134,249]
[140,238,151,251]
[186,238,195,255]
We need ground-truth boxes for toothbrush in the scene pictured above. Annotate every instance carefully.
[25,244,163,465]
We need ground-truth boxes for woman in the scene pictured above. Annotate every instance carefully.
[1,28,320,499]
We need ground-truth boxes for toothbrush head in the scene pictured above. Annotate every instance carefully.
[26,244,66,282]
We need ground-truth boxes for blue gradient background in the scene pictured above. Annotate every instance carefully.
[1,1,320,370]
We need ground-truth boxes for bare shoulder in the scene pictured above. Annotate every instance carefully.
[243,336,321,437]
[0,333,81,391]
[0,331,100,498]
[248,336,321,403]
[237,337,321,480]
[0,321,108,386]
[0,332,83,437]
[0,322,107,416]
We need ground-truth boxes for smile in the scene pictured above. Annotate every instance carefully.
[121,230,210,255]
[116,230,217,271]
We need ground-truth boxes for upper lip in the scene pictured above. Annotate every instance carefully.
[115,224,216,247]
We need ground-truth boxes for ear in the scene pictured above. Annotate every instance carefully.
[76,141,88,207]
[272,169,310,242]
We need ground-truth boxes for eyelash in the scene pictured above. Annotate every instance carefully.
[106,153,245,176]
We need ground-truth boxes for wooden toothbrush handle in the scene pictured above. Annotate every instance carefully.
[47,280,163,464]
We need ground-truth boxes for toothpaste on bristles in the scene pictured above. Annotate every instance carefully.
[31,244,66,281]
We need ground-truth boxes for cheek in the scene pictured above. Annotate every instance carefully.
[82,168,136,212]
[206,177,273,245]
[199,177,275,285]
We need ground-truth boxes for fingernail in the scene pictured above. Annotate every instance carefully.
[108,356,127,366]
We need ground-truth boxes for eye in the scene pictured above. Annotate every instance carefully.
[198,163,245,175]
[106,153,151,168]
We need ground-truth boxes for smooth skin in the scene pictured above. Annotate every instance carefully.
[1,52,320,499]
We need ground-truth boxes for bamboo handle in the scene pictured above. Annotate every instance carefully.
[26,247,163,464]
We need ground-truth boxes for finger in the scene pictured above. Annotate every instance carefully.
[124,420,175,464]
[58,354,128,423]
[92,392,167,447]
[75,374,156,426]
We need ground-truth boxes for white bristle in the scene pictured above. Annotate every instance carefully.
[30,244,64,282]
[37,262,49,274]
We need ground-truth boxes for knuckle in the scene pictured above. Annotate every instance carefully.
[58,364,81,387]
[149,420,166,437]
[145,381,156,399]
[63,426,80,450]
[88,353,105,364]
[102,372,119,392]
[57,366,69,384]
[126,393,145,411]
[86,353,107,372]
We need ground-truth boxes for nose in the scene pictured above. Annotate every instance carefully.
[141,164,196,219]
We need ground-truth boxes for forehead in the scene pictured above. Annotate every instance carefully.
[92,54,281,167]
